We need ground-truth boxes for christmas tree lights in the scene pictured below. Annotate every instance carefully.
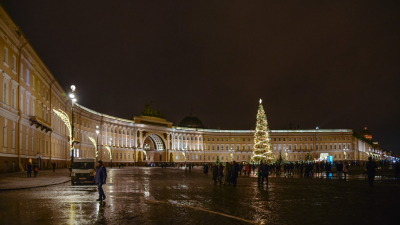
[251,99,273,164]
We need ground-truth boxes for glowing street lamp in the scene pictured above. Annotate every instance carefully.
[229,147,235,162]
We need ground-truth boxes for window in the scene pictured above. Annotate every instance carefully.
[310,137,313,141]
[11,88,16,108]
[325,145,328,150]
[217,138,219,141]
[334,154,337,158]
[330,144,332,150]
[316,145,319,150]
[4,47,8,65]
[3,83,7,104]
[289,138,291,141]
[33,76,35,89]
[300,138,302,141]
[289,144,292,150]
[221,145,224,150]
[221,138,223,142]
[248,138,251,142]
[3,126,7,147]
[339,154,341,158]
[26,69,30,84]
[294,138,297,141]
[283,138,286,141]
[274,138,276,141]
[305,138,307,141]
[12,55,16,71]
[278,138,281,141]
[217,145,219,150]
[243,138,245,142]
[236,145,239,150]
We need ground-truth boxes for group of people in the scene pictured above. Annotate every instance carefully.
[210,161,240,187]
[26,162,39,178]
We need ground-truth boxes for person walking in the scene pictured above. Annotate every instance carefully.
[394,161,400,180]
[223,163,232,186]
[33,163,38,178]
[212,165,218,185]
[217,163,224,186]
[232,161,239,187]
[246,163,251,176]
[336,161,343,181]
[94,160,107,201]
[26,162,32,178]
[52,163,56,172]
[252,164,256,175]
[365,157,377,187]
[203,163,209,175]
[257,163,264,184]
[261,163,269,186]
[343,161,348,180]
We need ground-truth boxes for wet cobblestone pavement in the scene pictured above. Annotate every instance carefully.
[0,167,398,225]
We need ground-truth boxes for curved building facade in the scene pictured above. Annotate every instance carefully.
[0,5,386,173]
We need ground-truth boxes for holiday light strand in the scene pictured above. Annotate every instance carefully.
[88,137,98,157]
[53,109,74,153]
[103,145,112,160]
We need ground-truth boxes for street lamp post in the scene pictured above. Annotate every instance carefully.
[69,85,76,165]
[110,138,113,168]
[229,147,234,162]
[96,126,100,161]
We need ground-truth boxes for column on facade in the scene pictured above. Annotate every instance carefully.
[133,128,137,148]
[139,130,143,148]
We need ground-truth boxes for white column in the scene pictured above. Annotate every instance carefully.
[167,133,170,150]
[134,128,137,148]
[139,130,143,148]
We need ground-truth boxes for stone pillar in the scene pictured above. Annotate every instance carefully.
[139,130,143,148]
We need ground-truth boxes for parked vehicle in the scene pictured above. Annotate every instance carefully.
[71,158,96,185]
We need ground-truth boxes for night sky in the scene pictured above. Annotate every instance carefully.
[1,1,399,154]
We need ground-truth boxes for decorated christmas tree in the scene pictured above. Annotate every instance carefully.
[252,99,273,164]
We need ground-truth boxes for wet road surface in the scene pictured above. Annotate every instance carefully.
[0,167,399,225]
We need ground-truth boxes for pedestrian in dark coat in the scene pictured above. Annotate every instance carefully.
[94,160,107,201]
[231,161,239,187]
[212,165,218,185]
[217,163,224,185]
[252,164,256,175]
[52,163,56,172]
[203,164,209,175]
[224,163,232,185]
[336,161,343,180]
[26,162,32,177]
[394,161,400,180]
[260,163,269,185]
[33,163,38,178]
[365,157,377,187]
[257,163,264,184]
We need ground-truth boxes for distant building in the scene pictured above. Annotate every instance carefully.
[0,5,390,173]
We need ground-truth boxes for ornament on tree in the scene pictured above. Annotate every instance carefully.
[251,99,273,164]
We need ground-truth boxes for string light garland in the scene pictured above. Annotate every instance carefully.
[88,137,98,157]
[53,109,74,154]
[103,145,112,160]
[251,99,273,164]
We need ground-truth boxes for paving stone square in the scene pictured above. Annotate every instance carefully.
[0,166,398,225]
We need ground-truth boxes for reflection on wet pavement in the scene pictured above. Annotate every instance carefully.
[0,167,398,225]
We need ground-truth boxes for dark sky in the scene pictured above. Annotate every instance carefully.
[1,1,399,154]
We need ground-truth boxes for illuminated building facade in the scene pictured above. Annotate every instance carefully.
[0,5,386,173]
